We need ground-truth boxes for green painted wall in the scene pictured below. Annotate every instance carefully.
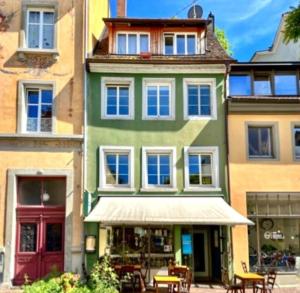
[86,73,228,198]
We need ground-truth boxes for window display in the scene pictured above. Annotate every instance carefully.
[109,226,174,268]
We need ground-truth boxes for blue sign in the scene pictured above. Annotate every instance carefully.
[182,234,192,255]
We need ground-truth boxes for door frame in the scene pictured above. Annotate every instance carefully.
[3,169,74,285]
[193,228,210,278]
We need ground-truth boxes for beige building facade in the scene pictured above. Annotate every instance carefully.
[0,0,108,286]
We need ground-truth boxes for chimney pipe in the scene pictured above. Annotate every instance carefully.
[117,0,127,18]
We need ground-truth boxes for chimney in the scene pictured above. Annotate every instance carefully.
[117,0,127,18]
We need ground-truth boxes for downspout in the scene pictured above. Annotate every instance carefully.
[83,0,89,270]
[224,61,234,279]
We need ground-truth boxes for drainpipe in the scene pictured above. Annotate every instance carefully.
[224,61,235,279]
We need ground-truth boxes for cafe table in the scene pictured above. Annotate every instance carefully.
[153,275,181,293]
[234,272,266,293]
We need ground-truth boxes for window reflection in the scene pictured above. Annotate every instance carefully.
[229,75,251,96]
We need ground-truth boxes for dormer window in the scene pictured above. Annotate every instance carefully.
[117,33,150,54]
[164,33,197,55]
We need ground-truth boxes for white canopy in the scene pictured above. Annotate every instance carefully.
[85,196,253,226]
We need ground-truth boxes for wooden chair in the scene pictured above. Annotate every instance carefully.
[170,267,191,293]
[241,261,248,273]
[222,268,243,293]
[119,265,137,293]
[255,270,277,293]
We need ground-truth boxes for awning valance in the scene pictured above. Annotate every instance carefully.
[85,196,253,226]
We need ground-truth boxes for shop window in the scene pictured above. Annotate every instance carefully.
[247,126,276,159]
[142,78,175,120]
[229,74,251,96]
[254,73,272,95]
[101,77,134,120]
[110,226,174,268]
[99,146,134,190]
[18,177,65,206]
[274,73,297,95]
[117,33,150,54]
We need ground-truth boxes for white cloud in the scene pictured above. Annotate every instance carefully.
[227,0,272,22]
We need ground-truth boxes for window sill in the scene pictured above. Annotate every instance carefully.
[184,187,222,192]
[140,187,178,193]
[184,116,217,121]
[101,116,134,120]
[98,187,136,192]
[142,116,175,121]
[17,48,59,61]
[248,156,278,161]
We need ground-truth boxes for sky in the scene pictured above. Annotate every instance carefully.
[109,0,299,61]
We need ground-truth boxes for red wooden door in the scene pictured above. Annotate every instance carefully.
[14,211,65,285]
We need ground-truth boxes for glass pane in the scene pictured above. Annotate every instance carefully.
[46,223,62,252]
[260,128,272,156]
[248,127,259,156]
[187,35,196,54]
[40,118,52,132]
[28,24,40,48]
[41,105,52,118]
[164,35,173,54]
[188,85,199,115]
[118,155,128,185]
[29,11,40,23]
[176,35,185,54]
[43,179,65,206]
[18,179,41,205]
[117,34,126,54]
[43,12,54,25]
[43,24,54,49]
[248,127,272,157]
[140,34,149,52]
[202,176,212,185]
[20,223,37,252]
[128,34,137,54]
[27,105,38,118]
[27,90,39,104]
[27,118,38,132]
[107,87,117,115]
[229,75,251,95]
[147,86,157,116]
[41,90,53,103]
[294,128,300,158]
[119,87,129,115]
[254,74,271,95]
[201,155,212,175]
[274,74,297,95]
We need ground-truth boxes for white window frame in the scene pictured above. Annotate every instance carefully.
[99,146,135,191]
[293,125,300,161]
[101,77,135,120]
[18,80,56,134]
[183,78,217,120]
[142,78,175,120]
[163,33,198,55]
[26,8,55,49]
[184,146,220,192]
[141,147,177,192]
[116,32,150,54]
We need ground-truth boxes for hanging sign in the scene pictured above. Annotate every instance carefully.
[182,234,192,255]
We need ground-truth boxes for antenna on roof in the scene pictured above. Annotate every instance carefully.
[187,2,203,19]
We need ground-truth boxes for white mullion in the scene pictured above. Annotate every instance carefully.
[185,35,187,55]
[37,89,42,132]
[117,86,120,115]
[174,34,176,55]
[157,154,161,185]
[39,11,43,49]
[199,154,202,186]
[126,34,129,54]
[137,33,140,54]
[198,85,201,115]
[157,85,160,117]
[116,154,119,186]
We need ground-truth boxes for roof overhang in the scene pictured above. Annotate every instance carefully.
[103,17,210,28]
[84,196,253,226]
[87,61,228,74]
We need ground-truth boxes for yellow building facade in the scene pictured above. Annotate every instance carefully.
[0,0,108,286]
[228,63,300,286]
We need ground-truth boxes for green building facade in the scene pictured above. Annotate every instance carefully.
[84,16,250,282]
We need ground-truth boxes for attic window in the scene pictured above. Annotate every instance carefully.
[163,33,197,55]
[116,33,149,54]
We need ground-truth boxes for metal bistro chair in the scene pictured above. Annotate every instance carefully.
[222,268,243,293]
[255,270,277,293]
